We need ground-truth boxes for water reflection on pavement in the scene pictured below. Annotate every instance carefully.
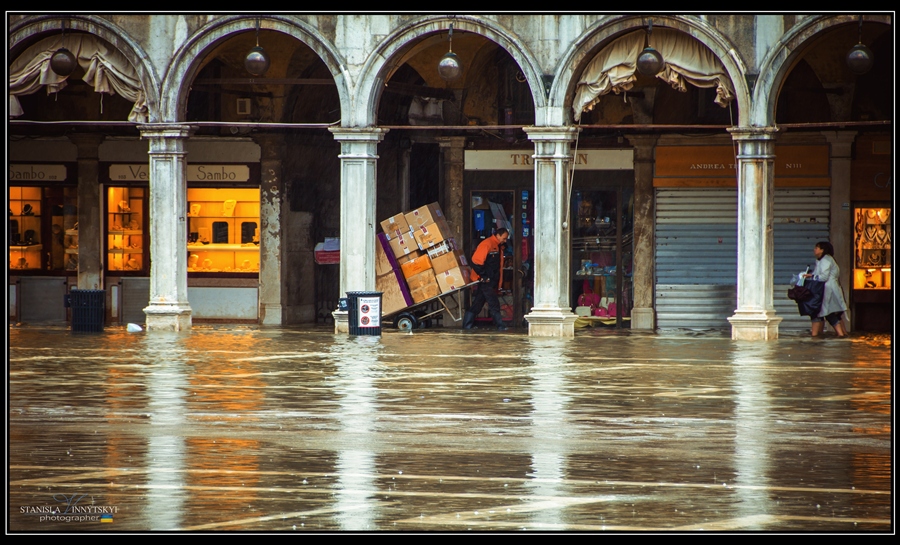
[8,325,892,532]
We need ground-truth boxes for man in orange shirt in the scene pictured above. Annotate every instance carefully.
[462,228,509,331]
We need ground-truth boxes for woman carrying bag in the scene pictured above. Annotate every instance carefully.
[803,241,848,338]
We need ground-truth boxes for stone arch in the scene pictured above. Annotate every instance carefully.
[353,15,545,128]
[161,15,350,123]
[753,14,893,127]
[554,15,751,126]
[9,14,162,122]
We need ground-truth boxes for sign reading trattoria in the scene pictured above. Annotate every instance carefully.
[9,164,67,181]
[108,164,252,182]
[465,149,633,170]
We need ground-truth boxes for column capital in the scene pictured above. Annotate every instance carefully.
[253,133,287,161]
[524,125,579,142]
[66,133,105,157]
[626,134,659,163]
[435,136,467,148]
[819,130,857,145]
[138,123,196,139]
[727,125,778,142]
[328,127,389,143]
[820,130,858,158]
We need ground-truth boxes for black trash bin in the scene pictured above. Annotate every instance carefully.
[68,289,106,332]
[346,291,383,336]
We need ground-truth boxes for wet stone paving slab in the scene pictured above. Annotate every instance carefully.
[8,325,893,533]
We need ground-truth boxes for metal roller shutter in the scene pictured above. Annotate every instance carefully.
[121,277,150,325]
[655,187,829,330]
[773,188,830,330]
[20,277,68,324]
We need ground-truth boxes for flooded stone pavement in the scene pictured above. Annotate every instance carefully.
[8,324,893,533]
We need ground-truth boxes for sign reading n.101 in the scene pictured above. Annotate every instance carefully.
[9,164,67,181]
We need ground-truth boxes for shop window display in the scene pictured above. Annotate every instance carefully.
[853,206,891,290]
[187,187,260,273]
[571,188,633,322]
[9,186,77,272]
[107,187,147,272]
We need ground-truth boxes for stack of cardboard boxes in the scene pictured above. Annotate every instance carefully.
[375,202,471,316]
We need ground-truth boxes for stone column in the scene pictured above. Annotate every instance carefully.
[329,127,388,334]
[140,124,194,331]
[523,126,579,337]
[68,134,104,290]
[727,127,782,340]
[437,136,467,244]
[437,136,467,328]
[254,133,286,326]
[626,134,658,330]
[822,130,856,331]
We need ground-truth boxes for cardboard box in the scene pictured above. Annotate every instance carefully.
[400,254,432,279]
[435,265,470,293]
[375,233,400,276]
[410,281,441,303]
[412,216,452,250]
[380,213,411,240]
[396,249,421,266]
[388,231,417,258]
[430,248,468,275]
[376,268,414,315]
[405,202,444,229]
[405,268,438,292]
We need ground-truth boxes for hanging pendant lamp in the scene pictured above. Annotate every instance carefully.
[244,18,270,77]
[438,23,462,82]
[49,20,77,77]
[636,19,664,77]
[846,16,874,75]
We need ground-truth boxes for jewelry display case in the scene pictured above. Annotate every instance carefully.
[853,206,891,290]
[186,187,260,273]
[106,187,147,272]
[9,186,43,270]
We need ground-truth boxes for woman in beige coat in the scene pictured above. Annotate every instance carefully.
[803,241,848,337]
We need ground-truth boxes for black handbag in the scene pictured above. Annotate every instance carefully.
[787,285,811,301]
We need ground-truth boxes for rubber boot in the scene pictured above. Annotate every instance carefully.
[492,311,508,331]
[462,311,476,330]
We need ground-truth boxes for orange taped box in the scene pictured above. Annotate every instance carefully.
[400,254,432,279]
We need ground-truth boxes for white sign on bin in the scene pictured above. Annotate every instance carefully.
[358,296,381,328]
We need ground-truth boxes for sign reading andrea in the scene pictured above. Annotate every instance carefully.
[188,165,251,182]
[9,164,67,181]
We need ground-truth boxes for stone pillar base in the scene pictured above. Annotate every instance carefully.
[144,304,192,331]
[631,307,655,330]
[728,310,783,340]
[260,303,283,326]
[333,310,349,334]
[525,308,578,337]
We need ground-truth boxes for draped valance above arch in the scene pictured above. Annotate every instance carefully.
[573,28,736,122]
[9,34,148,122]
